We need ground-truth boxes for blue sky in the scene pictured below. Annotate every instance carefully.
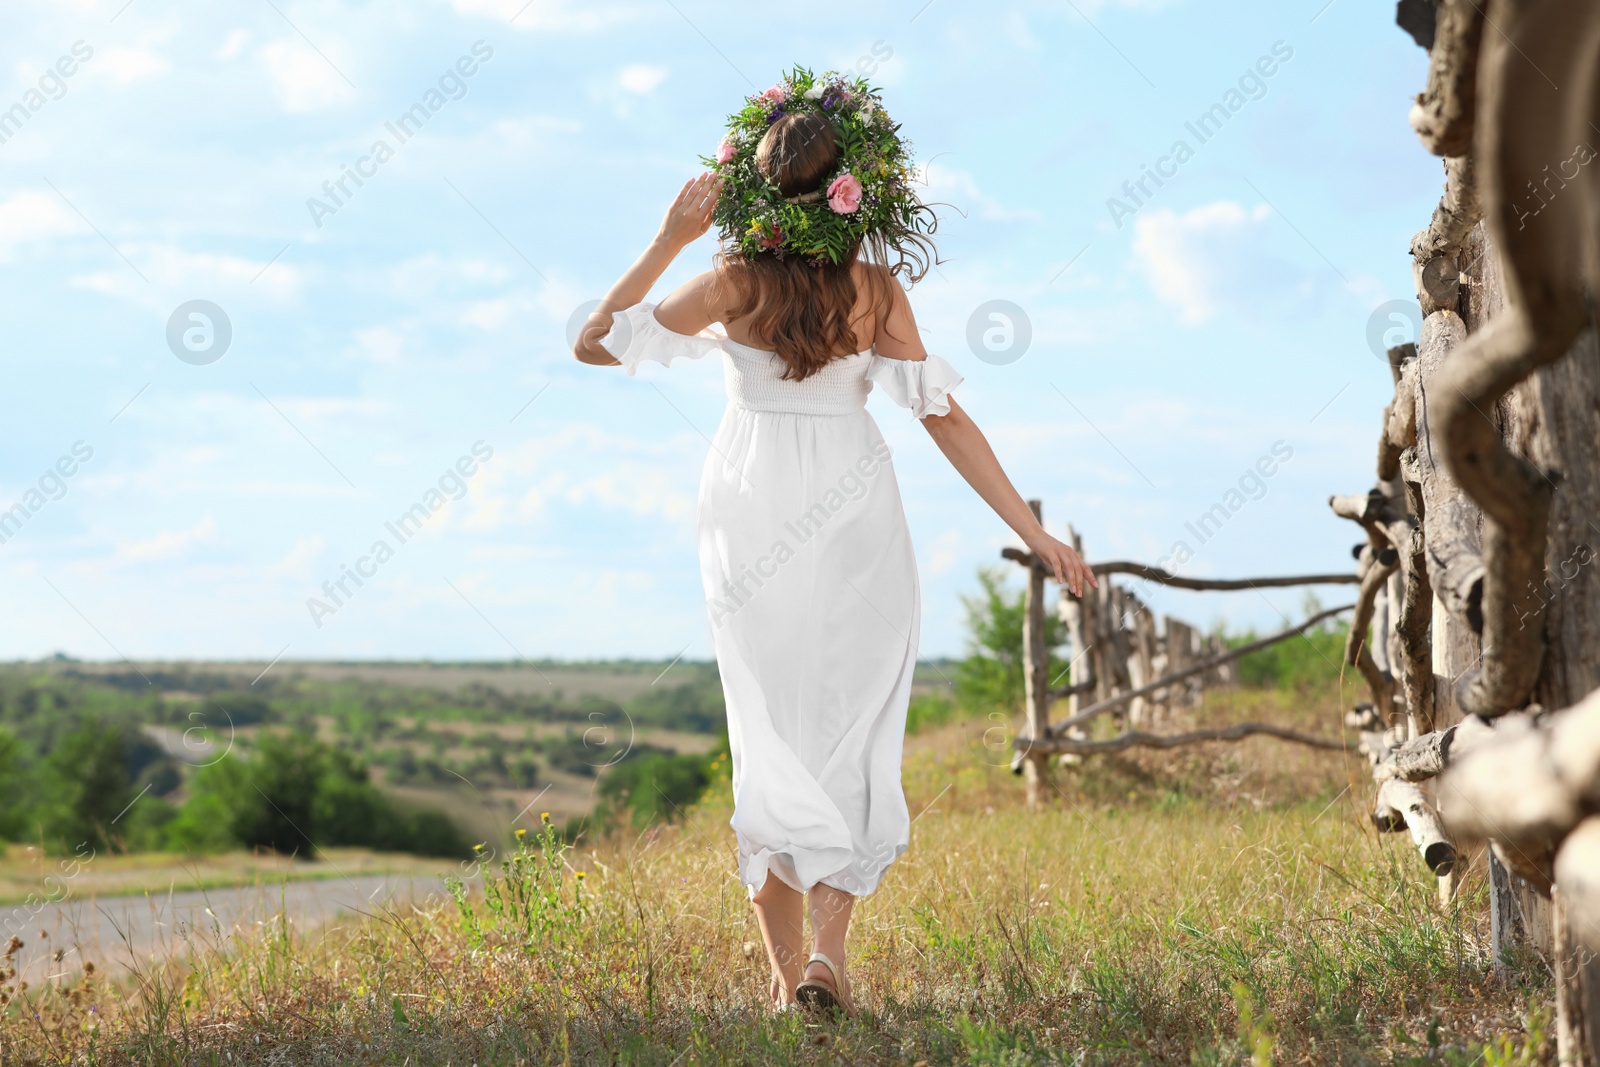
[0,0,1439,663]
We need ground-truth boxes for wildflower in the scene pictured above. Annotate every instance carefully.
[541,811,551,823]
[575,871,586,880]
[473,842,486,852]
[827,173,863,214]
[515,828,527,838]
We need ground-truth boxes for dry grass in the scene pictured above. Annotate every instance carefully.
[0,687,1554,1066]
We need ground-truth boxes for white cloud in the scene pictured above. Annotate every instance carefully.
[447,0,632,31]
[70,244,303,306]
[218,30,250,61]
[924,528,963,577]
[461,298,516,331]
[353,325,406,363]
[98,46,171,85]
[459,426,701,535]
[0,191,88,259]
[116,514,217,563]
[268,534,325,578]
[259,37,355,112]
[916,162,1041,222]
[618,64,668,94]
[1132,200,1273,324]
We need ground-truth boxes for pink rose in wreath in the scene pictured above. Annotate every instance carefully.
[827,173,863,214]
[716,139,737,164]
[758,85,786,107]
[758,224,784,249]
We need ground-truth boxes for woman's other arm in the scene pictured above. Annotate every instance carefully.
[876,283,1097,597]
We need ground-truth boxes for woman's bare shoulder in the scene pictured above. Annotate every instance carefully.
[860,269,926,361]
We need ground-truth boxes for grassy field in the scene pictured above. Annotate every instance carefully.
[0,685,1552,1066]
[0,845,456,905]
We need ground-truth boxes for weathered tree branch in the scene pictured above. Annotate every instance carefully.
[1440,688,1600,892]
[1329,489,1412,560]
[1387,361,1420,453]
[1408,0,1485,157]
[1555,818,1600,955]
[1374,777,1459,875]
[1374,714,1497,781]
[1017,720,1357,756]
[1349,545,1400,723]
[1046,604,1355,734]
[1397,519,1439,733]
[1077,560,1360,591]
[1415,310,1487,636]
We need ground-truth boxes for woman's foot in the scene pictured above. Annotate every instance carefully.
[769,969,798,1014]
[795,952,853,1017]
[751,875,805,1016]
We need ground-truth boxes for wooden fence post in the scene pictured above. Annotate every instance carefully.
[1020,500,1051,809]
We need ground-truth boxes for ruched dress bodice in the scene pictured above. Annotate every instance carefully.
[600,302,961,898]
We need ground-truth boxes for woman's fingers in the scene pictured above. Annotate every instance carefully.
[696,174,719,212]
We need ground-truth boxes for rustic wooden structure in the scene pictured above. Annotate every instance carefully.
[1003,501,1362,809]
[1336,1,1600,1058]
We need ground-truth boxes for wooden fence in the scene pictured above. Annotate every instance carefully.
[1004,501,1362,808]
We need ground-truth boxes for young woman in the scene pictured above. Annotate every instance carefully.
[574,70,1095,1016]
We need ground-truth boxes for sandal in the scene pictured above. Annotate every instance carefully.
[795,951,854,1018]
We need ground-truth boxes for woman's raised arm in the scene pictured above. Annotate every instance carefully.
[573,172,722,365]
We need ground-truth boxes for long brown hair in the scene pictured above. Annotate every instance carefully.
[714,113,937,381]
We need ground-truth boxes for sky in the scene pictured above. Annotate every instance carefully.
[0,0,1442,664]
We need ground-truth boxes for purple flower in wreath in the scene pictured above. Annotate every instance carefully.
[765,106,785,124]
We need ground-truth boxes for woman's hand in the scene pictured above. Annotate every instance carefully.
[656,172,721,251]
[574,173,722,365]
[1024,530,1099,599]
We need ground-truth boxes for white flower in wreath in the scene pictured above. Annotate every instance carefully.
[803,85,825,101]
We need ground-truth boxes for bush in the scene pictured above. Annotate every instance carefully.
[627,680,725,733]
[193,693,274,726]
[587,746,726,834]
[956,567,1067,713]
[1229,595,1352,691]
[906,692,958,734]
[174,732,471,859]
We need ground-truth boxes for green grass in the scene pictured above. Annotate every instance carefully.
[0,688,1550,1066]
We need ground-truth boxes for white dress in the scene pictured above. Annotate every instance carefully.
[601,302,963,897]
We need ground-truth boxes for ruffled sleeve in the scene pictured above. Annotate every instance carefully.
[598,302,726,376]
[866,353,964,418]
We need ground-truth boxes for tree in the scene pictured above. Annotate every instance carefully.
[956,567,1065,713]
[0,729,26,841]
[38,721,133,852]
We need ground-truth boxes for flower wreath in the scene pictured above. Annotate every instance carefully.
[702,66,932,265]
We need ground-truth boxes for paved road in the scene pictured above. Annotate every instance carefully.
[1,873,452,985]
